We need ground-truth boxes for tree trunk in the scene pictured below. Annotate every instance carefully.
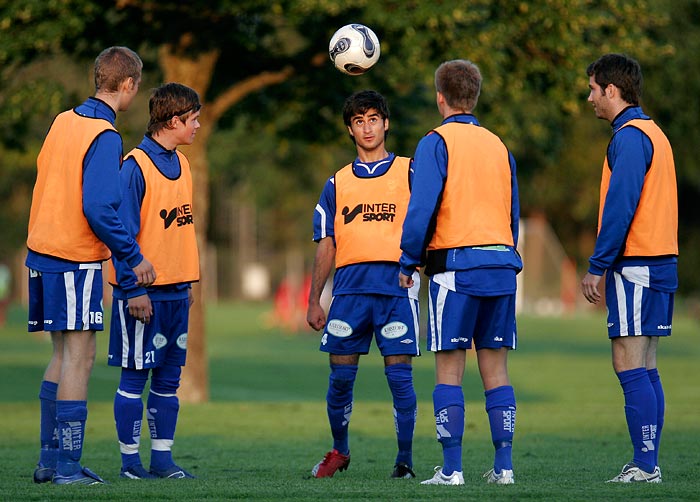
[157,37,294,402]
[158,42,218,403]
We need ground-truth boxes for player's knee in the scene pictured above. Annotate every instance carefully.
[119,367,149,394]
[328,364,358,394]
[385,363,416,406]
[151,364,182,395]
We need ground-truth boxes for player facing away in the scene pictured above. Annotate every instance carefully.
[307,90,420,479]
[107,83,201,480]
[399,60,522,486]
[27,46,155,486]
[581,54,677,484]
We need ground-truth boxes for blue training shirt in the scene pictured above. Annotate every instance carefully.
[313,152,415,297]
[399,114,522,296]
[26,97,143,273]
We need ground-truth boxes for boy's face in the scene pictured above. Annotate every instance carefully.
[347,108,388,152]
[175,110,201,145]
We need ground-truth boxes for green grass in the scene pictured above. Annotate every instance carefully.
[1,302,699,501]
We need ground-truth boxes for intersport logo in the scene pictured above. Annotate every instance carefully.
[160,203,194,229]
[342,202,397,224]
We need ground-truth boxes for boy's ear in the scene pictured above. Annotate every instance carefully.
[120,77,134,92]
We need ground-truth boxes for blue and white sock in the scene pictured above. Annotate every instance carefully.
[617,367,657,473]
[647,368,665,467]
[433,384,464,475]
[55,400,88,477]
[148,365,181,471]
[38,380,58,469]
[115,368,149,469]
[385,363,416,467]
[485,385,516,473]
[326,364,358,455]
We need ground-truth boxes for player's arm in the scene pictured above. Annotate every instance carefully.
[307,236,336,331]
[113,157,152,296]
[399,133,446,278]
[509,151,521,247]
[307,179,336,331]
[588,128,650,275]
[83,132,155,286]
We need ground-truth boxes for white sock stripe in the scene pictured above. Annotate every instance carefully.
[151,439,174,451]
[150,389,177,398]
[119,441,140,454]
[117,388,142,399]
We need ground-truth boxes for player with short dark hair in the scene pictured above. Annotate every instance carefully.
[307,90,420,480]
[108,82,202,480]
[582,53,677,484]
[27,46,155,485]
[399,59,522,486]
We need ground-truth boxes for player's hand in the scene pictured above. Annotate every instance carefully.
[128,294,153,324]
[132,258,156,287]
[398,272,414,289]
[581,272,602,304]
[307,303,326,331]
[188,289,195,308]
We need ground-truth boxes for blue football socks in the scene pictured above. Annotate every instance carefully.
[115,368,149,469]
[485,385,516,472]
[326,364,358,455]
[617,367,657,473]
[433,384,464,475]
[55,400,88,476]
[38,380,58,469]
[385,364,417,467]
[148,365,182,471]
[647,368,665,467]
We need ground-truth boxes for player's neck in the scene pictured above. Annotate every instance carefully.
[94,91,119,114]
[152,131,178,151]
[356,146,388,164]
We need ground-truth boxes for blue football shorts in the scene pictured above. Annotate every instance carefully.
[27,265,104,332]
[605,269,674,338]
[320,294,420,357]
[108,297,190,369]
[427,277,517,352]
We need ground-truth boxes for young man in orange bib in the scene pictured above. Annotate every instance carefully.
[399,60,522,486]
[581,54,677,484]
[107,83,201,480]
[27,46,155,486]
[307,90,420,480]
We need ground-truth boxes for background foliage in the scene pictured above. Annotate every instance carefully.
[0,0,698,290]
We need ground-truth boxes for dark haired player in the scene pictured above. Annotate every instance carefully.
[307,90,419,480]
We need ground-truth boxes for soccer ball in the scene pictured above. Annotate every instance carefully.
[328,24,380,76]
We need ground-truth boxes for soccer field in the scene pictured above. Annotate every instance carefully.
[0,302,698,501]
